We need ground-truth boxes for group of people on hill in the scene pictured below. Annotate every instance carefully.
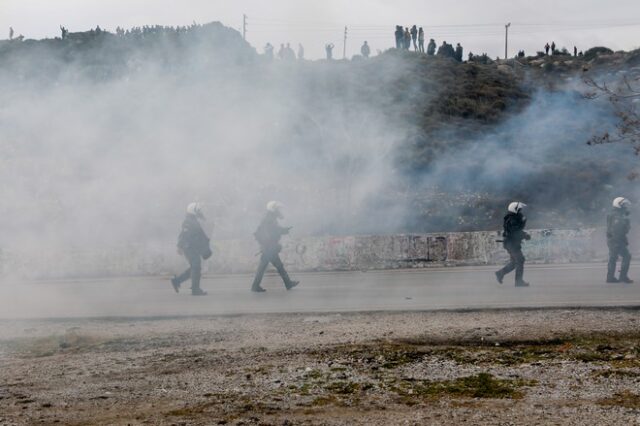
[264,42,337,61]
[544,41,583,57]
[264,42,305,61]
[114,23,201,38]
[394,25,463,62]
[437,41,464,62]
[395,25,423,51]
[263,41,372,61]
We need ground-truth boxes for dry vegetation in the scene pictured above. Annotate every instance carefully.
[1,309,640,425]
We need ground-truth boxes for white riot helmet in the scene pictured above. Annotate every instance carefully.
[186,202,204,219]
[266,201,284,218]
[508,201,526,214]
[613,197,631,209]
[266,201,283,212]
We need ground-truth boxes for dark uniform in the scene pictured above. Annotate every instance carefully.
[361,42,371,58]
[427,39,436,55]
[606,208,632,283]
[455,43,463,62]
[173,214,211,295]
[496,211,530,286]
[251,211,298,292]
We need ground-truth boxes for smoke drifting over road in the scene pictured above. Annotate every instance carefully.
[0,22,635,256]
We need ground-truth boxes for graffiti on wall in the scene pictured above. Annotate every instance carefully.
[0,228,610,279]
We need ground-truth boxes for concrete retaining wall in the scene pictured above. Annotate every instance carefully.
[0,227,617,280]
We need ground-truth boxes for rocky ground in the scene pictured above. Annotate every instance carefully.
[1,309,640,425]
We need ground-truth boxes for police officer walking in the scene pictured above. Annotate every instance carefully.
[606,197,633,283]
[495,202,531,287]
[251,201,300,292]
[171,202,212,296]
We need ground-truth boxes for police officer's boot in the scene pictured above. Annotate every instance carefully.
[495,270,504,284]
[279,270,299,290]
[619,255,633,283]
[607,256,619,282]
[515,266,529,287]
[170,276,181,293]
[274,261,299,290]
[190,272,207,296]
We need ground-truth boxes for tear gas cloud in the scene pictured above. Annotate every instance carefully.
[0,23,636,258]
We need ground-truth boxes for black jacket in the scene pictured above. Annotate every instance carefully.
[177,214,211,257]
[607,209,630,247]
[503,212,528,244]
[254,211,289,253]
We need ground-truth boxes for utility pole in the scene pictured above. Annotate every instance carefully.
[242,14,247,40]
[343,26,348,59]
[504,22,511,59]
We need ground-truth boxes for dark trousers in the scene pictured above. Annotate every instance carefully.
[175,250,202,291]
[252,251,293,289]
[608,244,631,279]
[499,242,525,282]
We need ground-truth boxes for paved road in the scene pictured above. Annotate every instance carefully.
[0,263,639,319]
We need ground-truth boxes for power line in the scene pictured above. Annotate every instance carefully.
[249,16,640,29]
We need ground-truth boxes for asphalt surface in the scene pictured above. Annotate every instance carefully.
[0,263,639,319]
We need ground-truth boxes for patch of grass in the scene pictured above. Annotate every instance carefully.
[324,342,430,370]
[325,381,360,395]
[598,390,640,409]
[166,401,218,416]
[298,383,312,395]
[310,395,338,406]
[594,369,640,379]
[443,373,534,399]
[392,373,535,401]
[305,369,323,379]
[4,332,112,357]
[573,350,612,363]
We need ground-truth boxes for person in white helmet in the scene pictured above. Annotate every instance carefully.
[606,197,633,283]
[251,201,299,292]
[171,202,212,296]
[495,202,531,287]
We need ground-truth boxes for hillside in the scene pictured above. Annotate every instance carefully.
[0,23,636,243]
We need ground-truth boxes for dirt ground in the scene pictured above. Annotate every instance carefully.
[1,308,640,425]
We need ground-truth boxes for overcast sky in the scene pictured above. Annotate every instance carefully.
[2,0,640,59]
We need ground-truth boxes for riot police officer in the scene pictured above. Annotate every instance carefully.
[251,201,299,292]
[606,197,633,283]
[495,202,531,287]
[171,202,212,296]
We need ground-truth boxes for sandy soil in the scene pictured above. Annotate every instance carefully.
[1,308,640,425]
